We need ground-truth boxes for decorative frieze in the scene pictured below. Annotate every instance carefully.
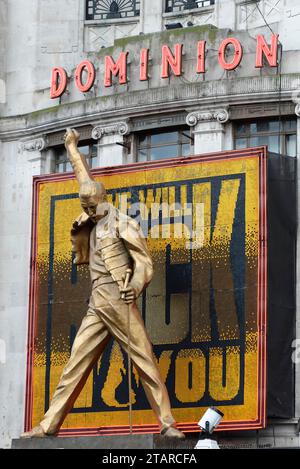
[92,121,131,140]
[132,113,187,131]
[186,109,230,126]
[84,23,140,52]
[231,102,295,120]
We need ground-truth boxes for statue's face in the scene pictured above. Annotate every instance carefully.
[80,195,100,222]
[80,195,108,223]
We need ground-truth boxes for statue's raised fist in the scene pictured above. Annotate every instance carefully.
[64,128,80,149]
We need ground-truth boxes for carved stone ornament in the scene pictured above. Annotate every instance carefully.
[92,121,131,140]
[186,109,230,126]
[18,137,48,153]
[295,104,300,117]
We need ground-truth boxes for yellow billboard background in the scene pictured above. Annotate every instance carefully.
[30,153,264,432]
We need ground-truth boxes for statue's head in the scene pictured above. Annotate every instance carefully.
[79,181,108,222]
[64,128,109,223]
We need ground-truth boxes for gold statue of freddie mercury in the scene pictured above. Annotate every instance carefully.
[22,128,185,439]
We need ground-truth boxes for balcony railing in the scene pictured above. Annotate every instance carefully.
[86,0,140,21]
[165,0,215,13]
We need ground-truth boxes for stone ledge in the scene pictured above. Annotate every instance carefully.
[11,434,198,450]
[11,428,300,449]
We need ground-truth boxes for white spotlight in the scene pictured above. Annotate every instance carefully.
[195,407,224,450]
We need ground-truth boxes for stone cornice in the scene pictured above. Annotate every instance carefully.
[186,109,230,126]
[0,75,299,141]
[91,121,131,140]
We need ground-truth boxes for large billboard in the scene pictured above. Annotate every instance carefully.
[25,147,267,435]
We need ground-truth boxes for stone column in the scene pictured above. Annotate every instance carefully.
[43,148,56,174]
[18,137,48,175]
[143,0,163,34]
[0,136,47,448]
[0,0,7,107]
[295,103,300,418]
[92,121,131,167]
[186,109,230,155]
[216,0,236,30]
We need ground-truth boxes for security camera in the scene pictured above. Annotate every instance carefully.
[198,407,224,435]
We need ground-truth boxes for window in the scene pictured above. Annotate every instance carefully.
[234,118,297,157]
[165,0,215,13]
[54,143,98,173]
[137,128,193,162]
[86,0,140,21]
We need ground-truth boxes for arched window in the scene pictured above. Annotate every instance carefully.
[86,0,140,21]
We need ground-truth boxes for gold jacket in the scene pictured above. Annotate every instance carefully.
[70,209,153,297]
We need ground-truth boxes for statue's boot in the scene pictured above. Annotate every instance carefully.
[21,425,50,439]
[161,426,185,439]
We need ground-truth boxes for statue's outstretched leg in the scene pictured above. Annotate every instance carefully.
[21,310,110,438]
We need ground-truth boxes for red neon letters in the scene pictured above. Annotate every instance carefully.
[50,34,279,98]
[50,67,67,99]
[104,52,128,87]
[140,48,149,81]
[196,40,206,74]
[256,34,279,68]
[218,37,243,71]
[161,44,183,78]
[75,60,95,93]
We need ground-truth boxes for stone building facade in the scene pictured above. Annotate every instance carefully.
[1,0,300,448]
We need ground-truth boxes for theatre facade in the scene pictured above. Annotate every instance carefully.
[1,0,300,448]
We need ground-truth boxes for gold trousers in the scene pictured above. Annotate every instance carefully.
[40,282,175,435]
